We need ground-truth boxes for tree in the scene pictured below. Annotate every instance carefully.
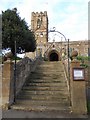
[2,8,36,55]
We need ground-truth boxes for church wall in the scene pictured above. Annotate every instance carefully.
[31,11,88,59]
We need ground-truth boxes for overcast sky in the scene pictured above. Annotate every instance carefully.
[0,0,89,41]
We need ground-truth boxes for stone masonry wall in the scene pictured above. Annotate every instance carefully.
[15,57,39,95]
[2,57,39,109]
[2,59,14,108]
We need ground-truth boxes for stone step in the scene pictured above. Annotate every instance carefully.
[37,66,63,70]
[12,61,70,112]
[15,100,70,108]
[28,76,65,80]
[21,90,68,96]
[25,78,67,85]
[25,82,67,87]
[15,99,70,105]
[16,94,69,100]
[32,72,64,75]
[38,61,62,65]
[11,104,70,112]
[36,69,64,72]
[19,90,69,96]
[29,74,65,79]
[17,91,69,98]
[35,64,64,68]
[26,79,66,83]
[28,77,65,81]
[37,65,63,67]
[33,64,64,70]
[22,86,67,91]
[30,70,64,74]
[37,65,63,71]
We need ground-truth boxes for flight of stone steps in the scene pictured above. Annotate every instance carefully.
[11,61,70,112]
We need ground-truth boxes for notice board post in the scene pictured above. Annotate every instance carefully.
[70,60,87,115]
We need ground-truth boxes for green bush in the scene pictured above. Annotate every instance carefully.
[11,56,22,60]
[76,56,89,68]
[80,64,88,68]
[77,56,90,61]
[87,101,90,113]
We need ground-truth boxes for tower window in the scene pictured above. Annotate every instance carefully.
[37,18,42,28]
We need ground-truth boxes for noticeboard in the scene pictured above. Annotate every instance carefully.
[73,67,85,81]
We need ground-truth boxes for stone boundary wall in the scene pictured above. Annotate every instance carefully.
[63,58,88,84]
[15,57,39,95]
[63,58,88,113]
[1,57,39,109]
[70,60,87,114]
[16,57,31,94]
[2,60,14,108]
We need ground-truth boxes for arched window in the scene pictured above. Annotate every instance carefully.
[37,18,42,28]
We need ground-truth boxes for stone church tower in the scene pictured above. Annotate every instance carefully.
[31,11,48,57]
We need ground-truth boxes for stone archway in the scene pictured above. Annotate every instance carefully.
[48,51,59,61]
[49,52,59,61]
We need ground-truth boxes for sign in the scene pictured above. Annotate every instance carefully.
[73,68,85,80]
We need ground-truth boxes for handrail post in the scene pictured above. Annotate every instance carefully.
[14,40,16,103]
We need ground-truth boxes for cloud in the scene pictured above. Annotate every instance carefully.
[0,0,89,41]
[52,1,88,41]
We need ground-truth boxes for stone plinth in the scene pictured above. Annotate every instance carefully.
[70,60,87,115]
[2,59,14,109]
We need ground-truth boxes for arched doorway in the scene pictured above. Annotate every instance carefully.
[49,51,59,61]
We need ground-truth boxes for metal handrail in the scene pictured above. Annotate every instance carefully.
[48,28,70,96]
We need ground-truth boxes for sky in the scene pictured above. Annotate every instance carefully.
[0,0,89,41]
